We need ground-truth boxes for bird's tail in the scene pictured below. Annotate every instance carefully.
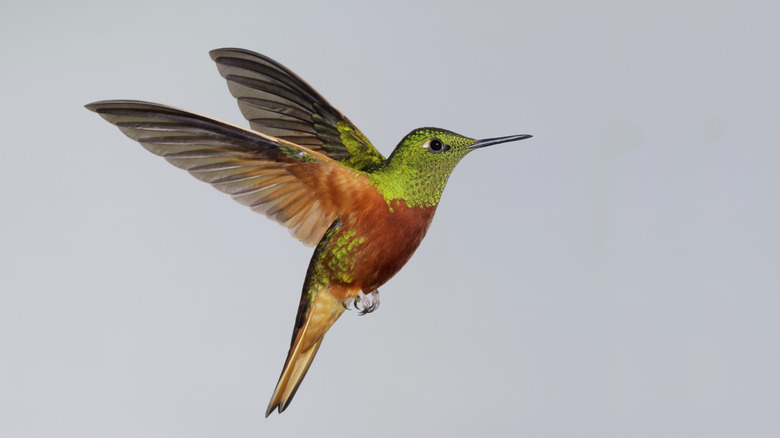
[265,287,349,416]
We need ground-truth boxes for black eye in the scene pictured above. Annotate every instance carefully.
[428,138,447,153]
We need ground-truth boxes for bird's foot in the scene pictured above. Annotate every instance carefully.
[353,289,380,316]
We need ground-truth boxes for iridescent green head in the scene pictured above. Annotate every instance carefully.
[368,128,531,209]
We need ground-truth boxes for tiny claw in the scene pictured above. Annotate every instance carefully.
[356,289,380,316]
[353,298,363,312]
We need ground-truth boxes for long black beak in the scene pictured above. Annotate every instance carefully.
[466,134,532,150]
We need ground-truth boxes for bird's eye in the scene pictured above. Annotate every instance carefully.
[428,138,449,153]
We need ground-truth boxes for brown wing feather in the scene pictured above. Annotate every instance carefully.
[86,100,362,246]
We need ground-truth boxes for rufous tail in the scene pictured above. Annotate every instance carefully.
[265,288,348,416]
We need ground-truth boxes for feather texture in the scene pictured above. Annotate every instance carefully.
[210,48,386,171]
[85,100,349,246]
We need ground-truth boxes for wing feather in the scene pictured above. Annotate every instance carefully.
[210,48,385,171]
[86,100,353,246]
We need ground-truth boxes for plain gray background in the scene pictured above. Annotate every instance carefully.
[2,0,778,437]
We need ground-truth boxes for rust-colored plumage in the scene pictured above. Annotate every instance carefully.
[86,48,531,416]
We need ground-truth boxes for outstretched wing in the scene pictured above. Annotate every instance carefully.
[86,100,350,246]
[209,48,386,171]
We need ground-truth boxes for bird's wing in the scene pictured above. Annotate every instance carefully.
[86,100,359,246]
[209,48,386,171]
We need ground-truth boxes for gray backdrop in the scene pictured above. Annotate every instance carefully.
[2,0,778,437]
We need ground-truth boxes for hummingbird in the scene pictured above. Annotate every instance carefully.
[86,48,531,416]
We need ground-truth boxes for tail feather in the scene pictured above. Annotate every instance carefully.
[265,288,348,416]
[265,336,324,416]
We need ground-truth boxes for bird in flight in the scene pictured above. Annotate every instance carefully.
[86,48,531,416]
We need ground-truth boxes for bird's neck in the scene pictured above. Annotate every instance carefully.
[366,160,456,210]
